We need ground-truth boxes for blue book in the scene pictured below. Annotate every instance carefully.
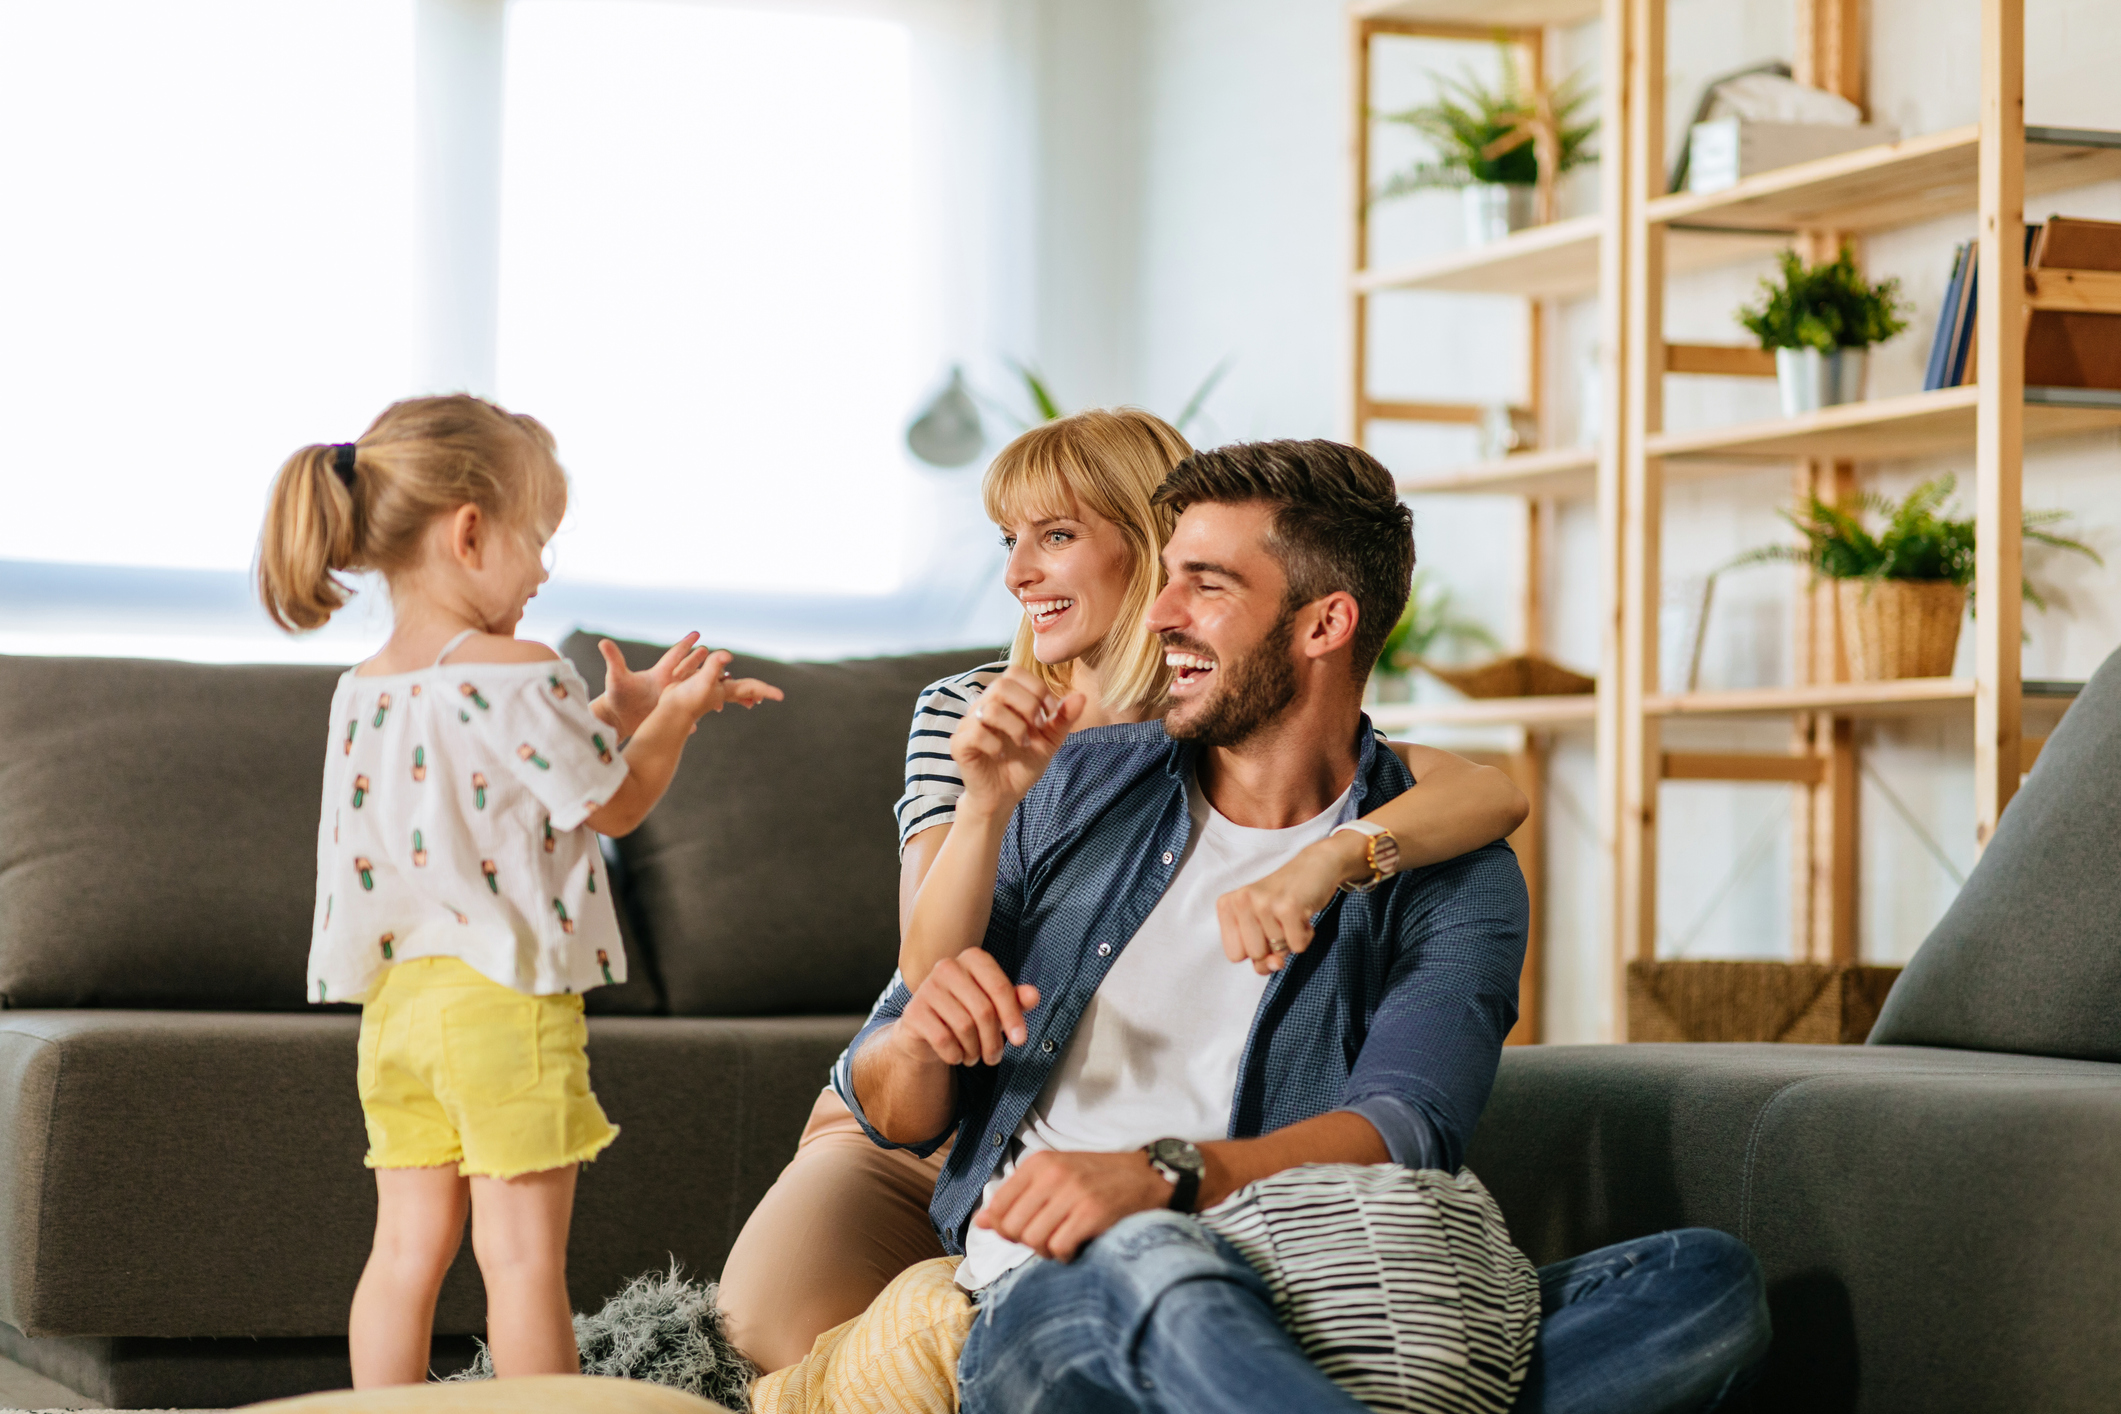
[1947,246,1978,386]
[1923,244,1968,391]
[1948,225,2042,387]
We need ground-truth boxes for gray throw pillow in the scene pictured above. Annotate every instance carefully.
[1869,642,2121,1059]
[0,654,340,1009]
[562,633,1000,1016]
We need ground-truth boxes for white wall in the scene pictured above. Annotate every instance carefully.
[1034,0,2121,1042]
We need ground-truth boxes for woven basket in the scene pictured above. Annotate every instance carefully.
[1627,960,1902,1044]
[1418,654,1596,699]
[1835,579,1967,680]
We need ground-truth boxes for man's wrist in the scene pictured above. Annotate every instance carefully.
[1193,1140,1237,1211]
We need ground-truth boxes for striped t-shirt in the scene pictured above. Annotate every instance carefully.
[893,660,1009,851]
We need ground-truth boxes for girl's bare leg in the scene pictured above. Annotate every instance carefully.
[469,1165,580,1378]
[351,1166,470,1387]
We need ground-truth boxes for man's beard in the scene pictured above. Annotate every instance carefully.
[1163,607,1300,749]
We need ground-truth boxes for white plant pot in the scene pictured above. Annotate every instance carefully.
[1775,346,1868,417]
[1462,183,1537,247]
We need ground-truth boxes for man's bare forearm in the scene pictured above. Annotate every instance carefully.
[1195,1111,1388,1210]
[849,1021,961,1146]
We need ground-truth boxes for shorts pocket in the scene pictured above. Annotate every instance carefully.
[440,988,544,1105]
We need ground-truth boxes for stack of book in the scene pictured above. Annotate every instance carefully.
[1924,216,2121,403]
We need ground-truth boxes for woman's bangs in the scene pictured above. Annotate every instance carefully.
[982,449,1080,530]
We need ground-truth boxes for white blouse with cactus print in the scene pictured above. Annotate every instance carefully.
[309,655,630,1005]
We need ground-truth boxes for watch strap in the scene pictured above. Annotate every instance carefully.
[1144,1138,1204,1213]
[1331,821,1400,893]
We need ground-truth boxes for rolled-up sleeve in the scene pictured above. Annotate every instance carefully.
[1338,842,1529,1173]
[831,791,1033,1156]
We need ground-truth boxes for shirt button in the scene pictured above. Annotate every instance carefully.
[1161,850,1174,865]
[991,1133,1006,1147]
[1040,1038,1056,1054]
[1097,942,1112,957]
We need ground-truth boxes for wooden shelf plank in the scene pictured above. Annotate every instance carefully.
[1357,219,1780,300]
[1645,385,2121,465]
[1646,678,2078,730]
[1647,124,2121,240]
[1358,217,1601,298]
[1353,0,1599,25]
[1368,694,1598,729]
[1394,445,1599,498]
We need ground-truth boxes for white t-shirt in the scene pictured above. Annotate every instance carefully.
[956,775,1358,1290]
[307,652,631,1004]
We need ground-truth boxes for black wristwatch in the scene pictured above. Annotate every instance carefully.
[1142,1137,1206,1214]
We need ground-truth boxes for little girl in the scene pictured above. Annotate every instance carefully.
[258,394,780,1388]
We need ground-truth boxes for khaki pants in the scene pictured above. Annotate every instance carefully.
[718,1090,952,1373]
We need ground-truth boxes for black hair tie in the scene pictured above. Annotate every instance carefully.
[332,443,358,490]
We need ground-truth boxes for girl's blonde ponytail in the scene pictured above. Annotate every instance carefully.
[259,443,362,631]
[254,395,569,634]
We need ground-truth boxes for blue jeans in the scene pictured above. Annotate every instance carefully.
[957,1212,1769,1414]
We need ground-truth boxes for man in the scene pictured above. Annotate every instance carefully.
[834,439,1769,1413]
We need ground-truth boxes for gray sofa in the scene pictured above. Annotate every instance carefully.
[0,634,995,1408]
[1467,641,2121,1414]
[4,628,2115,1412]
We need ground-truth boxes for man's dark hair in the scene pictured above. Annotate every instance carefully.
[1154,439,1414,680]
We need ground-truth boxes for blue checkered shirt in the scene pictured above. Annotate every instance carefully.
[831,715,1529,1255]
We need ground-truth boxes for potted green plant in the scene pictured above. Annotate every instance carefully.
[1372,571,1501,700]
[1736,247,1910,416]
[1373,46,1596,246]
[1729,474,2099,680]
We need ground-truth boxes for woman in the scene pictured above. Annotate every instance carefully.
[716,408,1528,1371]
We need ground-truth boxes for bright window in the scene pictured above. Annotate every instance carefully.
[0,0,420,573]
[497,2,923,596]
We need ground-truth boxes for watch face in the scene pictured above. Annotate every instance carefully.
[1150,1138,1204,1175]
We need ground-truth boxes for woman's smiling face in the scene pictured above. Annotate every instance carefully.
[1000,497,1136,667]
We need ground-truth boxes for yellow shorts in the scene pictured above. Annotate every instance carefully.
[357,956,619,1179]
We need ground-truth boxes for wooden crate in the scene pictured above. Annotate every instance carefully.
[1626,960,1903,1044]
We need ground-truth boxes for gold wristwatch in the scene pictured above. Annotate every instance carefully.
[1330,821,1401,893]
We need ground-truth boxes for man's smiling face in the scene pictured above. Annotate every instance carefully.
[1147,500,1302,748]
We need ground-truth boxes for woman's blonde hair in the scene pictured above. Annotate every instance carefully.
[257,395,568,632]
[982,407,1191,714]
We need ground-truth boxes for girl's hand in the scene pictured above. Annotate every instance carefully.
[594,633,713,739]
[949,668,1084,818]
[660,649,785,722]
[1214,832,1370,975]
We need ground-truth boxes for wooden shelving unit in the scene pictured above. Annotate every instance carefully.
[1646,386,2121,465]
[1357,215,1781,299]
[1369,694,1599,730]
[1394,445,1599,498]
[1647,123,2121,238]
[1645,678,2077,730]
[1612,0,2107,1009]
[1349,0,1629,1044]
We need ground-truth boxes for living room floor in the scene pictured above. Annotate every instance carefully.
[0,1352,208,1413]
[0,1353,104,1412]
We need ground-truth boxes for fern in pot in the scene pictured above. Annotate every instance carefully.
[1737,247,1909,416]
[1373,46,1595,246]
[1729,475,2099,680]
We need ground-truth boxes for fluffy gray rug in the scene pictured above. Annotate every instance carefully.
[449,1262,757,1411]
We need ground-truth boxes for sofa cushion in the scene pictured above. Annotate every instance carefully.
[0,654,342,1010]
[1468,1042,2121,1412]
[1869,642,2121,1059]
[562,634,999,1016]
[0,1010,860,1338]
[0,654,661,1015]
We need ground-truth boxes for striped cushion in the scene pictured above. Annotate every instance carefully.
[1199,1164,1540,1414]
